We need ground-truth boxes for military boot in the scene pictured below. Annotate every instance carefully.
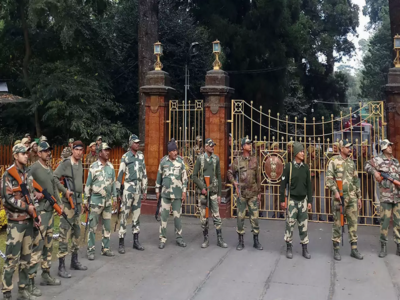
[87,253,95,261]
[17,288,37,300]
[253,235,263,250]
[378,242,387,258]
[216,229,228,248]
[70,252,88,271]
[350,243,363,260]
[3,291,11,299]
[27,278,41,297]
[236,234,244,251]
[41,270,61,286]
[118,238,125,254]
[58,257,71,278]
[133,233,145,251]
[302,244,311,259]
[176,239,187,247]
[159,241,165,249]
[102,249,115,257]
[333,242,341,261]
[396,244,400,256]
[286,242,293,259]
[201,229,209,248]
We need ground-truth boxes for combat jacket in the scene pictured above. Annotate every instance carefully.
[155,156,188,199]
[85,152,98,168]
[1,165,34,221]
[192,153,222,196]
[116,150,148,195]
[326,155,361,199]
[84,160,117,206]
[227,154,261,198]
[365,153,400,203]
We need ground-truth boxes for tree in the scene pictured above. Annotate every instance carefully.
[389,0,400,41]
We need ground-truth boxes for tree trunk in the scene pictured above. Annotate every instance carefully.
[19,0,41,136]
[389,0,400,59]
[138,0,159,142]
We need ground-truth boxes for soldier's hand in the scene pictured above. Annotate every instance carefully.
[35,215,42,227]
[334,191,341,202]
[374,172,382,182]
[112,201,117,212]
[234,182,240,197]
[65,190,73,200]
[28,205,35,216]
[280,202,286,210]
[307,203,312,211]
[142,193,147,201]
[34,192,44,200]
[182,193,186,203]
[217,196,221,204]
[202,188,207,195]
[358,199,362,210]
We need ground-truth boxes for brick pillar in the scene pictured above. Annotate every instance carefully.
[386,68,400,158]
[140,70,174,189]
[200,70,234,218]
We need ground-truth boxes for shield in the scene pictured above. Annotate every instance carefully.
[264,153,284,182]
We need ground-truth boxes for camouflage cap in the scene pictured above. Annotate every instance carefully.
[269,141,279,150]
[61,147,72,158]
[381,139,393,151]
[89,142,96,147]
[21,138,30,145]
[96,136,102,141]
[14,140,21,146]
[24,133,30,138]
[12,143,28,155]
[129,134,140,143]
[98,142,111,151]
[39,135,47,142]
[205,138,216,147]
[196,135,202,142]
[38,141,53,152]
[339,140,352,149]
[241,137,252,146]
[30,141,38,148]
[68,138,74,144]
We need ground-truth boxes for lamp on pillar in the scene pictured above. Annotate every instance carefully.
[154,41,163,71]
[212,40,222,70]
[394,34,400,68]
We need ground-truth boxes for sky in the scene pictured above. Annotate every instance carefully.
[336,0,371,71]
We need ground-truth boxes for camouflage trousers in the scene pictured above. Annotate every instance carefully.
[236,196,260,235]
[118,192,141,238]
[332,196,358,248]
[88,204,112,254]
[284,198,309,244]
[159,197,183,243]
[380,202,400,244]
[198,193,222,230]
[28,211,54,278]
[1,220,33,293]
[57,202,82,258]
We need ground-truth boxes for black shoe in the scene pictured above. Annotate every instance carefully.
[286,242,293,259]
[58,257,71,278]
[333,242,341,261]
[350,242,363,260]
[236,234,244,251]
[378,242,387,258]
[201,229,209,248]
[3,291,11,299]
[374,218,380,225]
[118,238,125,254]
[133,233,145,251]
[70,252,87,271]
[253,235,263,250]
[396,244,400,256]
[159,241,165,249]
[302,244,311,259]
[216,229,228,248]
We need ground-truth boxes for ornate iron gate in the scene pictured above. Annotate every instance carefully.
[168,100,204,216]
[230,100,386,226]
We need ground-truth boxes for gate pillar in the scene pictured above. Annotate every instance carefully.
[140,70,174,188]
[386,67,400,158]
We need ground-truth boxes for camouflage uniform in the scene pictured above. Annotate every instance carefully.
[365,140,400,250]
[60,147,72,159]
[326,144,362,253]
[84,152,117,257]
[85,150,98,168]
[0,146,35,297]
[116,150,148,238]
[155,155,188,245]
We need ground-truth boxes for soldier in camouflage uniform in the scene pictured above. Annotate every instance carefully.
[155,139,188,249]
[1,144,37,300]
[60,138,74,159]
[84,143,117,260]
[193,138,228,249]
[54,140,88,278]
[365,139,400,257]
[279,142,312,259]
[227,137,263,251]
[85,142,98,167]
[116,134,148,254]
[38,136,47,143]
[192,136,204,157]
[95,136,102,154]
[326,140,363,261]
[28,142,39,166]
[27,142,61,296]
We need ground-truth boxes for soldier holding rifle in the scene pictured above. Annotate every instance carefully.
[365,139,400,257]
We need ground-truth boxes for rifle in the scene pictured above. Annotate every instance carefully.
[379,172,400,187]
[7,166,44,240]
[336,179,345,246]
[84,196,91,242]
[204,176,211,219]
[114,184,123,231]
[31,180,73,228]
[63,178,77,214]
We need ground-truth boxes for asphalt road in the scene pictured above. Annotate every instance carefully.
[11,216,400,300]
